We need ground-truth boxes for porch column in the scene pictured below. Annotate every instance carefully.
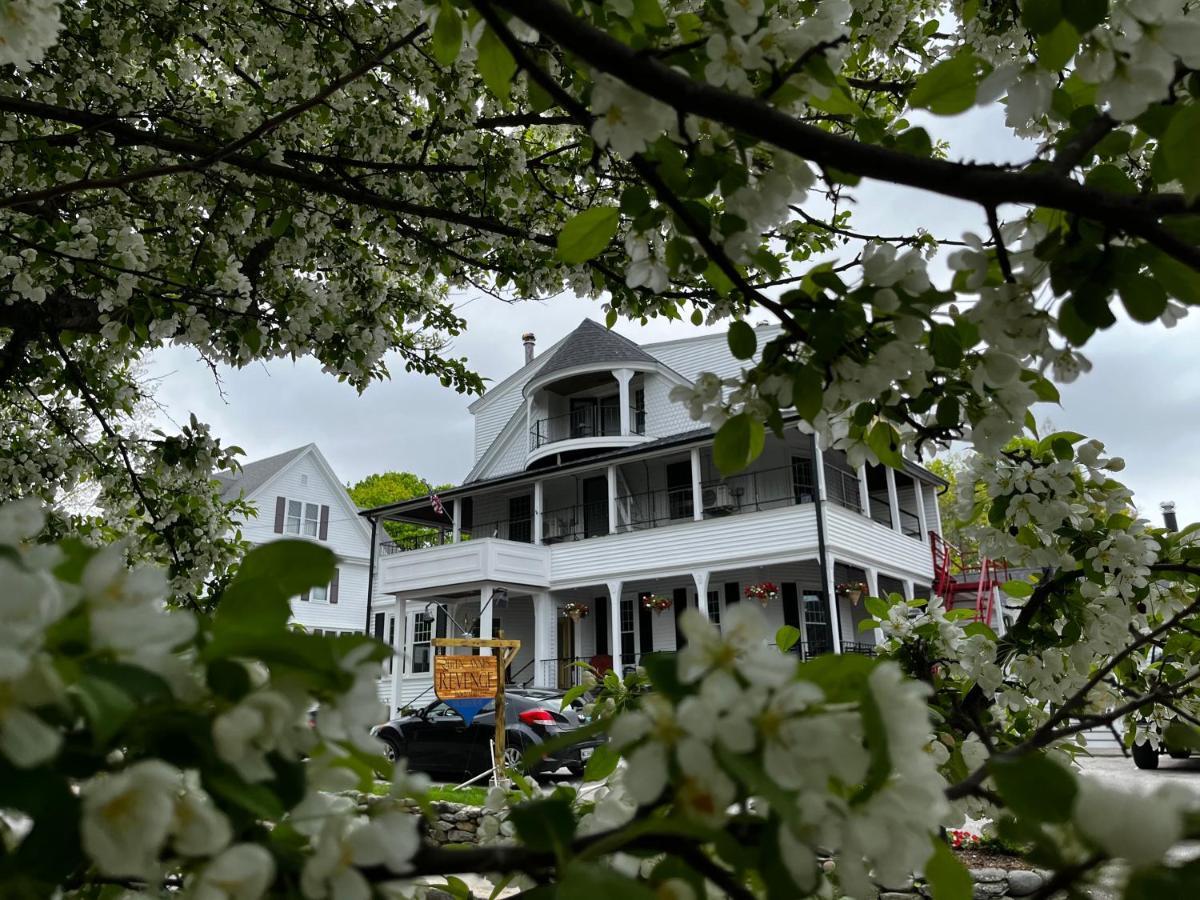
[902,579,913,601]
[389,598,407,716]
[478,583,493,654]
[813,443,828,501]
[692,570,711,620]
[690,447,703,521]
[614,368,634,435]
[533,591,553,688]
[825,552,844,653]
[865,569,884,647]
[533,480,544,545]
[857,465,871,516]
[607,465,617,535]
[931,484,945,536]
[914,479,928,541]
[452,498,462,543]
[607,580,623,670]
[885,467,901,532]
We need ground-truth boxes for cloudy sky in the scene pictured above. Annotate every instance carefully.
[147,105,1200,526]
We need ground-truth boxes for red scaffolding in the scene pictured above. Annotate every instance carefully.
[929,531,1006,625]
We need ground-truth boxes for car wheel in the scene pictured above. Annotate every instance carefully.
[378,734,404,763]
[502,738,525,773]
[1133,740,1160,770]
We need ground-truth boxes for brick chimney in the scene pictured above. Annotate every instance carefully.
[522,332,536,364]
[1161,501,1178,532]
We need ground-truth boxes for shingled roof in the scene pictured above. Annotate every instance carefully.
[533,319,658,381]
[215,444,311,501]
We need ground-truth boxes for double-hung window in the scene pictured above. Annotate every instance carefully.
[286,499,320,536]
[411,614,432,674]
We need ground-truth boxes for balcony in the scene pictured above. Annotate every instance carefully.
[526,404,648,468]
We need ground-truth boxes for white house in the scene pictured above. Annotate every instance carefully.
[219,444,372,636]
[362,320,947,712]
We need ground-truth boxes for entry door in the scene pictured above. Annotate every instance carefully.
[582,476,609,537]
[556,614,576,688]
[570,397,597,438]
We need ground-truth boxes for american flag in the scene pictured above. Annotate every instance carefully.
[429,491,447,519]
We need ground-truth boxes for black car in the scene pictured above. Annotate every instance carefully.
[373,688,602,778]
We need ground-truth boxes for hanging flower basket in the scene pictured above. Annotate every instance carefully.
[642,594,673,614]
[744,582,779,606]
[837,581,868,606]
[561,601,590,622]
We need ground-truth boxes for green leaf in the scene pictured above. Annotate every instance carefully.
[476,26,516,102]
[1022,0,1062,35]
[71,675,136,745]
[631,0,667,29]
[853,685,891,804]
[560,683,588,710]
[864,594,891,619]
[929,323,963,367]
[1038,20,1080,71]
[989,753,1078,823]
[909,53,980,115]
[431,2,463,67]
[582,743,620,782]
[556,206,619,264]
[867,420,903,467]
[794,653,877,704]
[926,838,973,900]
[1117,271,1168,323]
[1001,580,1034,598]
[713,413,766,474]
[775,625,801,653]
[1062,0,1107,32]
[1125,858,1200,900]
[205,768,286,820]
[269,211,293,238]
[508,798,577,856]
[1164,722,1200,750]
[558,862,657,900]
[1162,103,1200,202]
[727,320,757,360]
[792,366,823,421]
[1150,251,1200,305]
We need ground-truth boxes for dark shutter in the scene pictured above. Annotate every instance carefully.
[638,593,654,655]
[274,496,286,533]
[594,596,608,655]
[782,582,800,630]
[373,612,385,640]
[300,589,309,602]
[436,605,447,639]
[319,504,330,540]
[329,568,339,604]
[724,581,740,607]
[387,617,396,673]
[673,587,688,649]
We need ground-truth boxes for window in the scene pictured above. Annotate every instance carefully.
[707,590,721,625]
[285,499,320,536]
[620,598,635,664]
[309,583,328,603]
[411,614,432,674]
[509,495,531,543]
[792,457,815,504]
[634,388,646,435]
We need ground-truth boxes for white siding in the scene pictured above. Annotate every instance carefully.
[641,371,695,440]
[234,449,371,635]
[824,504,934,583]
[474,385,526,465]
[644,324,783,382]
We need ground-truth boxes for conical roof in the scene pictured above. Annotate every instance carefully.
[534,319,657,381]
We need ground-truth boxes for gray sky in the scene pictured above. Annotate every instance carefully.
[147,106,1200,526]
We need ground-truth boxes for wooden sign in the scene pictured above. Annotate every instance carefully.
[434,655,498,700]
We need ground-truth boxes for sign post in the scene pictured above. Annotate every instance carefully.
[432,637,521,782]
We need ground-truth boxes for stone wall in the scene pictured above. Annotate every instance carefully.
[878,866,1050,899]
[424,801,490,845]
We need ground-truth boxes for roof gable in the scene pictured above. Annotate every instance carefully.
[534,319,657,381]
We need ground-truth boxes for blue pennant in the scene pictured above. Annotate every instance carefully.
[445,697,491,726]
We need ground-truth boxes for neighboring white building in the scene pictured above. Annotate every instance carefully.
[363,320,947,712]
[219,444,372,636]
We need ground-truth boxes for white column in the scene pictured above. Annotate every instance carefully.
[814,443,828,501]
[533,480,544,545]
[389,598,407,716]
[478,583,493,654]
[825,552,843,653]
[692,570,711,620]
[690,447,703,521]
[533,591,552,688]
[614,369,634,435]
[857,465,871,516]
[607,464,617,534]
[932,484,945,536]
[865,569,884,647]
[607,580,623,670]
[914,480,928,541]
[885,467,901,532]
[902,579,913,602]
[452,499,462,543]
